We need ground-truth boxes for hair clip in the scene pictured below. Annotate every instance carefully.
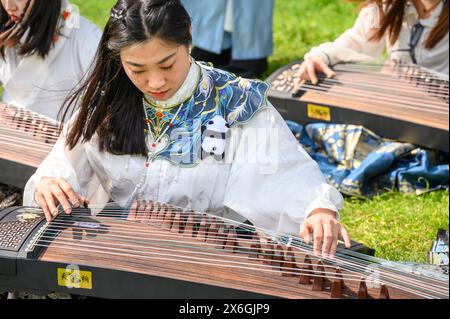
[110,8,125,20]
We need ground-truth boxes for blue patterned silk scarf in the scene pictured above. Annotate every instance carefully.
[286,121,449,197]
[143,63,269,166]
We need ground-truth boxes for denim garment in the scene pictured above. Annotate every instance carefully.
[181,0,274,60]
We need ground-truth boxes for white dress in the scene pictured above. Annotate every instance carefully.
[0,0,102,120]
[23,62,344,235]
[305,1,449,76]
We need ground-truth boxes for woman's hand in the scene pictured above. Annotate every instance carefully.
[294,56,336,86]
[299,208,351,257]
[34,177,89,222]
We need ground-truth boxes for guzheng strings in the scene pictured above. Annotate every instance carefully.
[18,201,449,299]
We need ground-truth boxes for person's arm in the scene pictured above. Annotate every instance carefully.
[296,4,387,84]
[23,114,107,221]
[224,102,350,256]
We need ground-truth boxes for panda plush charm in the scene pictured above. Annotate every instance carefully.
[200,115,231,161]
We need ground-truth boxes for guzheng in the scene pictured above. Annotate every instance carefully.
[0,203,448,299]
[267,62,449,152]
[0,103,60,188]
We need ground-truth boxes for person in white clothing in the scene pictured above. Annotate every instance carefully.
[24,0,352,257]
[0,0,102,120]
[296,0,449,84]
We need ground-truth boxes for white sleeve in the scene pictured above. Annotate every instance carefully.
[223,103,343,235]
[304,4,387,65]
[23,115,108,207]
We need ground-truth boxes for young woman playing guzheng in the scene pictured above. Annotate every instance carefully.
[296,0,449,84]
[0,0,101,120]
[23,0,352,257]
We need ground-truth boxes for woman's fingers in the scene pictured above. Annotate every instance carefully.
[35,191,52,222]
[339,225,352,248]
[313,223,324,255]
[299,222,311,244]
[328,223,341,257]
[306,61,319,85]
[300,218,349,258]
[49,182,72,215]
[57,178,81,208]
[42,190,59,221]
[35,178,84,222]
[294,63,308,88]
[322,220,337,256]
[317,60,336,78]
[295,58,334,87]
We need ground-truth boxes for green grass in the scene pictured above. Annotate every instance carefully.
[37,1,450,263]
[341,190,449,263]
[270,0,360,75]
[71,0,116,28]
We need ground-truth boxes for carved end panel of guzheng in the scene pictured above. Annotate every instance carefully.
[0,207,47,276]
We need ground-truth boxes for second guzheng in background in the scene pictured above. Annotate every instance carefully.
[267,62,449,152]
[0,103,60,188]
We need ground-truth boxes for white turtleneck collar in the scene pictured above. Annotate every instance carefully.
[144,60,201,109]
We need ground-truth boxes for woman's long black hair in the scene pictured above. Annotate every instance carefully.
[60,0,192,156]
[0,0,62,59]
